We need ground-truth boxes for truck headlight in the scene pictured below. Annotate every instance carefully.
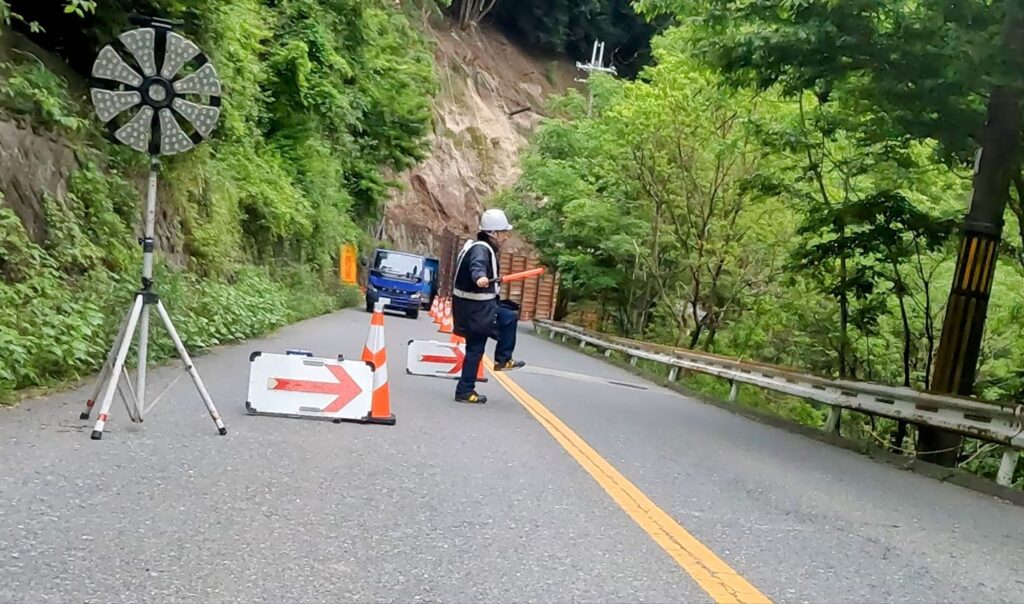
[411,293,421,299]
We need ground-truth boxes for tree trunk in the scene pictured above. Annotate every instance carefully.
[688,321,704,349]
[916,245,937,388]
[838,254,850,378]
[1010,174,1024,270]
[554,290,570,322]
[894,277,912,453]
[894,283,912,387]
[703,323,718,352]
[919,87,1023,466]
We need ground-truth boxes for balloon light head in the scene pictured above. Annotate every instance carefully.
[89,19,221,157]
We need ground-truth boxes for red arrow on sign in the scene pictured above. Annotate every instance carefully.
[420,346,466,374]
[268,365,362,412]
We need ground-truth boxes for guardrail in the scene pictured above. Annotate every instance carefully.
[533,319,1024,487]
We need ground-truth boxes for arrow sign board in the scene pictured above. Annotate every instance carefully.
[405,340,486,382]
[246,352,373,422]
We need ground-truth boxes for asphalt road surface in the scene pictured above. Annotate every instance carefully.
[1,309,1022,603]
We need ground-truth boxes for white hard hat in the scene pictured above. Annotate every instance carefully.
[480,208,513,232]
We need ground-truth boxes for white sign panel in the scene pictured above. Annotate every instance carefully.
[406,340,465,379]
[246,352,373,422]
[406,339,488,381]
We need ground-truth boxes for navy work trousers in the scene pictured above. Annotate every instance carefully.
[456,305,518,396]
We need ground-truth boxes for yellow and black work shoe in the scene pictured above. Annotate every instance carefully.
[494,359,526,372]
[455,391,488,404]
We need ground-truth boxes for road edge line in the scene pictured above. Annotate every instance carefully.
[548,337,1024,508]
[485,355,773,604]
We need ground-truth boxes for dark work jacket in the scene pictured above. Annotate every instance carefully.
[452,237,499,338]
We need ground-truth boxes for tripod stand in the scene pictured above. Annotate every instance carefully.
[79,158,227,440]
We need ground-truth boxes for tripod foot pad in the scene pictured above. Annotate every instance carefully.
[90,430,103,441]
[218,427,228,436]
[80,412,91,420]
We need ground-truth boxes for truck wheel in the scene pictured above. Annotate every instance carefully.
[407,308,419,320]
[365,300,374,313]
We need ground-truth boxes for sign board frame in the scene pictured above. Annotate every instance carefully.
[245,351,375,424]
[405,339,487,382]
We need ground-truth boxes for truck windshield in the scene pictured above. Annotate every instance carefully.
[372,251,423,281]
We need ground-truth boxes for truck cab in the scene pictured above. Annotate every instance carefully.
[364,249,425,319]
[421,257,440,309]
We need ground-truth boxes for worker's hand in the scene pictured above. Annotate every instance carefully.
[476,276,490,288]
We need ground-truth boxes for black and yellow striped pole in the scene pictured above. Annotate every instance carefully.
[918,88,1021,466]
[930,234,1000,395]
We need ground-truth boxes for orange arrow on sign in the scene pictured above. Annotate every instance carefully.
[269,365,363,412]
[420,346,466,374]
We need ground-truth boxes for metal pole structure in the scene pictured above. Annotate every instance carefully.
[134,161,159,421]
[920,90,1023,466]
[575,39,618,117]
[80,14,228,440]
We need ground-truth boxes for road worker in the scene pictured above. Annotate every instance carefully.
[451,208,526,403]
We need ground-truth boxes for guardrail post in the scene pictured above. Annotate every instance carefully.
[997,449,1019,487]
[542,321,1018,491]
[823,407,842,434]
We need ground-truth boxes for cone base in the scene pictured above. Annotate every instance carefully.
[364,414,397,425]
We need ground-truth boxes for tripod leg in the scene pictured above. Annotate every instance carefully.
[116,366,141,423]
[80,304,133,420]
[134,304,152,422]
[154,300,227,436]
[91,295,144,440]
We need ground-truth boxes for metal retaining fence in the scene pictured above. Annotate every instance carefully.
[533,319,1024,488]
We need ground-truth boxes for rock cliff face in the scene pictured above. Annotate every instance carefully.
[1,18,574,259]
[0,30,83,246]
[381,21,577,256]
[0,116,79,245]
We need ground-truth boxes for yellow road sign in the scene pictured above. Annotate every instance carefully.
[340,244,357,284]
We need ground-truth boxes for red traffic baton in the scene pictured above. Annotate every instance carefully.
[496,267,546,283]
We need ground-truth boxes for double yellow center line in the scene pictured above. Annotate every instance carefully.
[486,357,772,604]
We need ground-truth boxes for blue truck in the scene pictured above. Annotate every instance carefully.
[364,248,436,319]
[421,256,440,310]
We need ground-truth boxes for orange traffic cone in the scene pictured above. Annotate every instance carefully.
[429,297,440,321]
[433,296,444,326]
[362,301,395,425]
[440,298,454,334]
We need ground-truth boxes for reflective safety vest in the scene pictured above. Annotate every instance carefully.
[453,239,499,301]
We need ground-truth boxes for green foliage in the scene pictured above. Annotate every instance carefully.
[490,0,663,78]
[634,0,1020,166]
[621,0,1024,473]
[1,1,95,33]
[7,0,436,275]
[505,16,1024,483]
[508,31,793,346]
[0,54,85,131]
[0,259,353,402]
[0,1,436,402]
